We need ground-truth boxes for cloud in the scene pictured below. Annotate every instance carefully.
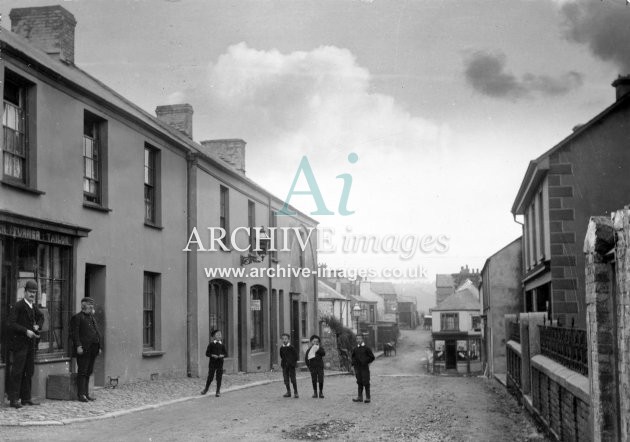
[463,51,583,100]
[559,0,630,73]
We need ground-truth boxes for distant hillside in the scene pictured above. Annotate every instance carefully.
[394,281,435,315]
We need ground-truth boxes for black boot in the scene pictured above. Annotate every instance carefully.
[353,385,364,402]
[364,385,371,403]
[201,376,211,395]
[77,376,88,402]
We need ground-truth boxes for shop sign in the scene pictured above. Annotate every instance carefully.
[0,223,72,246]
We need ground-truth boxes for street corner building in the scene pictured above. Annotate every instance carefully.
[0,5,319,401]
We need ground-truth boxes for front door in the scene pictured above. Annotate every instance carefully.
[85,264,106,386]
[291,299,300,349]
[446,340,457,369]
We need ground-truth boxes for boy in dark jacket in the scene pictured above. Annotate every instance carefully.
[305,334,326,398]
[351,334,375,403]
[279,333,299,398]
[202,329,227,397]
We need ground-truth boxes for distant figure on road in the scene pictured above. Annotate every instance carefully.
[7,279,44,409]
[351,334,375,403]
[71,297,102,402]
[202,329,227,397]
[305,335,326,398]
[279,333,299,398]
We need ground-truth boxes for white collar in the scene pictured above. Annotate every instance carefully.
[24,299,33,309]
[214,340,222,344]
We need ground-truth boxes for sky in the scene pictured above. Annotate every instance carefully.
[3,0,630,280]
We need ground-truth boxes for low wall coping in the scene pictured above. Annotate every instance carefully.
[531,354,590,405]
[507,340,521,355]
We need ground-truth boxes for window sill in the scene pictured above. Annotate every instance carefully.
[1,179,45,195]
[142,350,165,358]
[144,221,164,230]
[83,202,112,213]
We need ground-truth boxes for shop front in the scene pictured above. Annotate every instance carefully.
[0,210,89,400]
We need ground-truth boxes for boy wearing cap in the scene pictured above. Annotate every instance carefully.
[202,329,227,397]
[304,335,326,398]
[351,334,375,403]
[71,297,102,402]
[7,279,44,408]
[280,333,299,398]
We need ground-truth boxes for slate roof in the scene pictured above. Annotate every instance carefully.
[432,285,480,311]
[318,281,348,301]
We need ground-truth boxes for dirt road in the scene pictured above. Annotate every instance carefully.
[3,329,547,441]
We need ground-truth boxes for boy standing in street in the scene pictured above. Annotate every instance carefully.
[280,333,299,398]
[202,329,227,397]
[305,335,326,398]
[351,334,375,403]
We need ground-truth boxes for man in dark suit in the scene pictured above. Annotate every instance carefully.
[201,329,227,397]
[71,297,102,402]
[7,279,44,409]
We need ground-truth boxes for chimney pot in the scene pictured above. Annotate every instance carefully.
[155,104,194,139]
[10,6,77,64]
[612,75,630,101]
[200,139,247,176]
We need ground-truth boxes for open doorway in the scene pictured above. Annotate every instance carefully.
[85,264,106,387]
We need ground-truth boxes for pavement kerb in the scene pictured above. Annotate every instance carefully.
[3,371,352,427]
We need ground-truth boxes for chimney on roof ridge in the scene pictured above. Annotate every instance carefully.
[612,75,630,102]
[155,104,194,139]
[200,139,246,176]
[10,5,77,64]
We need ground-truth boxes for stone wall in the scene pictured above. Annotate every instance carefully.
[320,324,341,370]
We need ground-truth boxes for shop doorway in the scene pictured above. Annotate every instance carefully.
[85,264,106,386]
[446,340,457,369]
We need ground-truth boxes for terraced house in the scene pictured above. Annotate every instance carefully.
[0,5,318,401]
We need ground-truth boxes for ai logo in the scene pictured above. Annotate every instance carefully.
[277,153,358,216]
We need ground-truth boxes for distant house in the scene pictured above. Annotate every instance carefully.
[511,76,630,328]
[318,281,352,329]
[435,265,481,306]
[431,283,482,374]
[479,238,522,379]
[367,281,398,323]
[397,299,418,329]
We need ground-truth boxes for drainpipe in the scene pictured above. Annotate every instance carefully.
[186,152,199,377]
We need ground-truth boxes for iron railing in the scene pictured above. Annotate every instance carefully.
[508,321,520,343]
[539,324,588,376]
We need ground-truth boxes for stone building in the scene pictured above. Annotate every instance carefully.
[511,75,630,328]
[0,5,318,401]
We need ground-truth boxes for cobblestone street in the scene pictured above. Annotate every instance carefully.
[1,330,548,441]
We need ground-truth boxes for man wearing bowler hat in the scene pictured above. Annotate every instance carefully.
[7,279,44,408]
[71,297,102,402]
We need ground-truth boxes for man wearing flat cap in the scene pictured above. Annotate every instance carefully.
[7,279,44,408]
[71,297,102,402]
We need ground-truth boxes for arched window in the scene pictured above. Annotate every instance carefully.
[250,285,265,352]
[209,280,230,345]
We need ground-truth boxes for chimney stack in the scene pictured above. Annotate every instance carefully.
[155,104,194,139]
[612,75,630,101]
[200,139,246,176]
[10,6,77,64]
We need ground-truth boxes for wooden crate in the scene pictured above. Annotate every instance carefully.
[46,373,78,400]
